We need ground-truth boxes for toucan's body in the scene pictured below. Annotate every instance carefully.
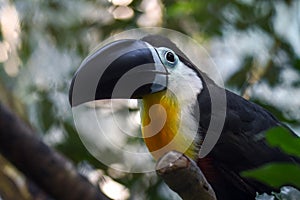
[195,78,298,199]
[69,35,299,200]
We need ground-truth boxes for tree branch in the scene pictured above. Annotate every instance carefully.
[156,151,216,200]
[0,102,110,200]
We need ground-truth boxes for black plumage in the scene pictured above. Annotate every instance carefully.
[196,75,299,200]
[143,35,300,200]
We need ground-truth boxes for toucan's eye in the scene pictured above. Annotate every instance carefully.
[165,51,175,63]
[156,47,178,68]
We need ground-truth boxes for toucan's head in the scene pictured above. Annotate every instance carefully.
[69,35,203,107]
[69,35,204,159]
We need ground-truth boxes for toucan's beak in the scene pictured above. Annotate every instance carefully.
[69,39,168,107]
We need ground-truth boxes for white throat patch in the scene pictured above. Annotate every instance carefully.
[167,60,203,150]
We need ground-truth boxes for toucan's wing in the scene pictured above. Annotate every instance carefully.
[196,80,299,200]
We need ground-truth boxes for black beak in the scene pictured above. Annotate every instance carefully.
[69,39,168,107]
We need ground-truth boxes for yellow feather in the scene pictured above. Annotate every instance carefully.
[140,91,196,160]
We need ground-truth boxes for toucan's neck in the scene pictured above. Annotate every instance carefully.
[139,90,199,160]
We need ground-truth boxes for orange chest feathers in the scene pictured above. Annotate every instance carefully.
[140,91,196,160]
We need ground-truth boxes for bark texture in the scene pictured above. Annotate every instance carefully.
[156,151,217,200]
[0,103,110,200]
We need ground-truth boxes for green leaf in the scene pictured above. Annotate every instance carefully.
[294,58,300,72]
[167,2,197,17]
[242,163,300,188]
[266,127,300,158]
[39,92,55,132]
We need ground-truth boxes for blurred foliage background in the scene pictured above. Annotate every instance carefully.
[0,0,299,199]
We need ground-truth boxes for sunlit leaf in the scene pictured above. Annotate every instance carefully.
[242,106,300,192]
[167,2,196,17]
[242,163,300,188]
[266,126,300,158]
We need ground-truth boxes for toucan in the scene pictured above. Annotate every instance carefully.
[69,35,299,200]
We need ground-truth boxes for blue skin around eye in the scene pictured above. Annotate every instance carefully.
[156,47,179,68]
